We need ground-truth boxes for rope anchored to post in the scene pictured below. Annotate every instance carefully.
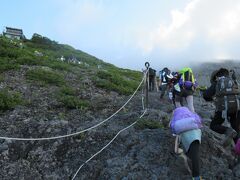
[144,62,150,109]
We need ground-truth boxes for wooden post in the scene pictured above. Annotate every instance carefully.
[145,62,150,109]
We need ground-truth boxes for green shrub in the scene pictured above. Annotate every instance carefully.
[16,56,43,66]
[48,60,72,71]
[57,86,89,109]
[58,95,89,109]
[94,70,140,95]
[0,75,4,82]
[0,89,23,111]
[26,68,65,86]
[135,119,163,130]
[59,86,76,96]
[0,58,20,73]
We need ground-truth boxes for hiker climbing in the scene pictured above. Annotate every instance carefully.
[159,67,173,99]
[148,67,156,91]
[168,71,183,108]
[170,107,203,180]
[203,68,240,150]
[173,67,198,112]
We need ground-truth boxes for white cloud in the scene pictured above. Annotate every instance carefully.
[49,0,240,69]
[208,8,240,43]
[136,0,198,53]
[136,0,240,57]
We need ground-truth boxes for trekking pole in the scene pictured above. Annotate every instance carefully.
[145,62,150,109]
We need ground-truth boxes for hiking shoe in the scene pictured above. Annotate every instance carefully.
[222,128,238,147]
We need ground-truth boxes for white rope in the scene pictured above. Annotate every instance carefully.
[71,109,147,180]
[0,73,147,141]
[141,87,145,110]
[141,68,149,110]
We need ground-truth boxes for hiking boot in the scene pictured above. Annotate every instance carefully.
[222,128,238,147]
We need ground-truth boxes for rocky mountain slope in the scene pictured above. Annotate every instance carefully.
[0,35,240,179]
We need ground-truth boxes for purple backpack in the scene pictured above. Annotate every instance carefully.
[170,107,203,134]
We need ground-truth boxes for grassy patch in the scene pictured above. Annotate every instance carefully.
[0,75,3,82]
[26,68,65,86]
[59,86,76,96]
[47,60,73,72]
[57,86,90,109]
[0,89,23,112]
[94,70,140,95]
[16,55,43,66]
[135,118,163,130]
[0,58,20,73]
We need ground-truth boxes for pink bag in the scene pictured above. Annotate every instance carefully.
[234,138,240,155]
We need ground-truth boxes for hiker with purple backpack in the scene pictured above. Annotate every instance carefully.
[173,67,198,112]
[170,107,203,180]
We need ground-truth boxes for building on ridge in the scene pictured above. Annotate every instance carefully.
[3,27,25,40]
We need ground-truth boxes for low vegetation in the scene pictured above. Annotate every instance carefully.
[94,69,141,95]
[57,86,90,109]
[26,68,65,86]
[135,118,163,130]
[0,89,23,112]
[0,33,142,112]
[0,58,20,73]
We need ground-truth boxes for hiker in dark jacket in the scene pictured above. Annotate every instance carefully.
[168,72,183,107]
[159,67,173,98]
[149,68,156,91]
[203,68,240,147]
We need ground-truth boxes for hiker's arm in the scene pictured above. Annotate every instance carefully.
[193,80,198,89]
[166,74,173,79]
[203,83,216,101]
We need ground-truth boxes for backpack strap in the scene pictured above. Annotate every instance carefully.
[222,96,228,122]
[236,95,240,111]
[236,95,240,119]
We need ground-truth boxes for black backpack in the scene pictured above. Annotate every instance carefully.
[215,76,240,115]
[149,68,156,76]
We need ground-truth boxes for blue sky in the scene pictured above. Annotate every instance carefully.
[1,0,240,71]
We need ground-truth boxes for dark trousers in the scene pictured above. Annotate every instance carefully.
[149,75,155,91]
[187,140,200,177]
[210,111,240,143]
[160,84,168,98]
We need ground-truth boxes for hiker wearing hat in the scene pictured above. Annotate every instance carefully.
[203,68,240,152]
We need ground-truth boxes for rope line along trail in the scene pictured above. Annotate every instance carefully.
[72,64,149,179]
[71,109,148,180]
[0,70,148,141]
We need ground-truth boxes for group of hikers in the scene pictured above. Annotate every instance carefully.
[147,66,240,180]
